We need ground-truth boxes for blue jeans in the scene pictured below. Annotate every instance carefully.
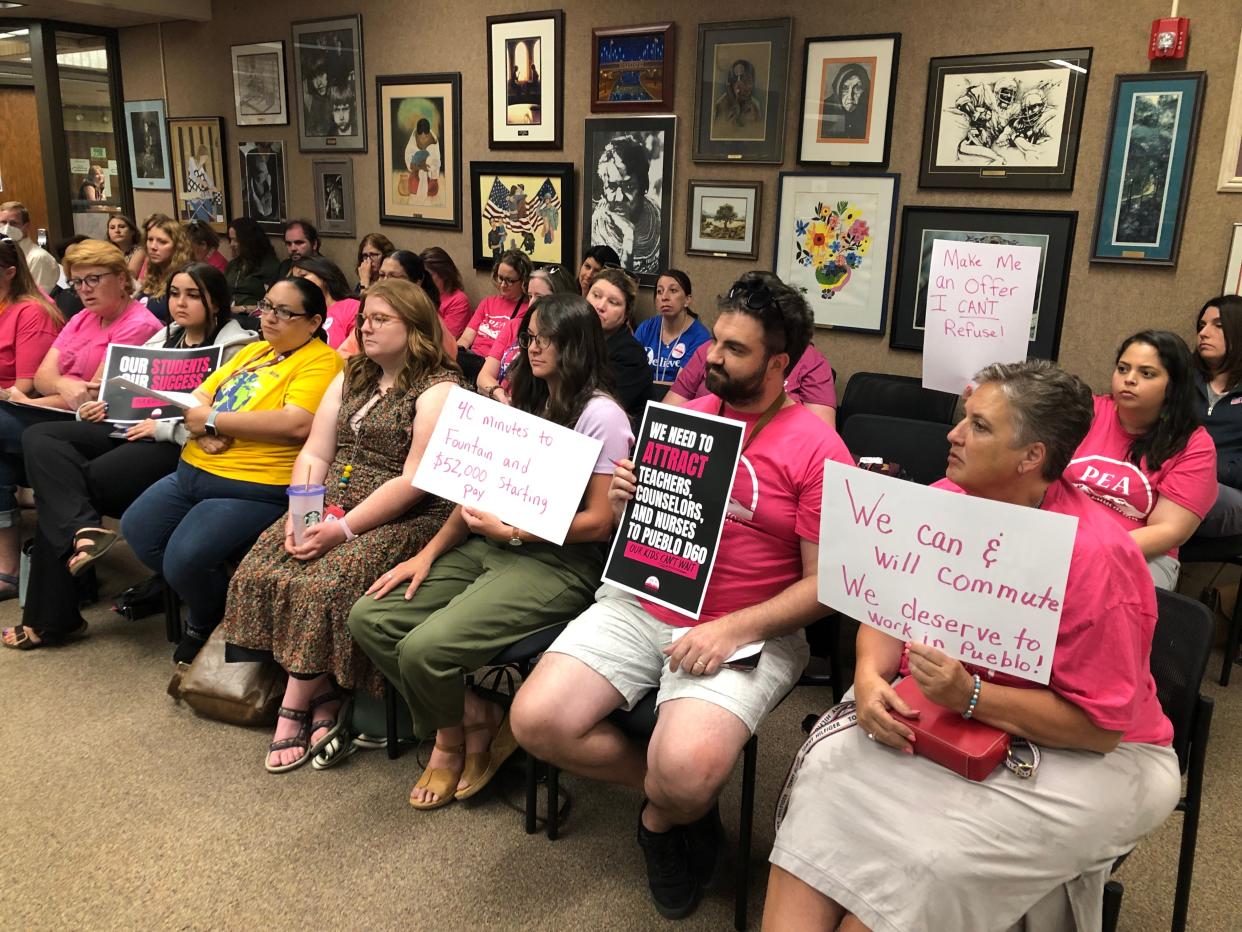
[0,404,69,527]
[121,461,287,641]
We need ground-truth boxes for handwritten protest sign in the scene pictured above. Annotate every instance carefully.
[921,239,1041,395]
[603,402,744,619]
[100,344,223,422]
[817,461,1077,684]
[412,385,603,545]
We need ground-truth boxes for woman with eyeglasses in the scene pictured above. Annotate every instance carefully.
[585,266,653,421]
[225,216,280,308]
[456,249,532,384]
[218,279,461,772]
[120,277,343,664]
[105,214,146,280]
[420,245,472,338]
[185,220,228,273]
[477,264,577,405]
[634,269,711,394]
[291,255,359,349]
[136,216,194,323]
[355,232,394,292]
[577,244,621,296]
[349,292,633,809]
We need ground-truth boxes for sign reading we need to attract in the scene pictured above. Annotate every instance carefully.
[412,386,603,545]
[818,461,1078,684]
[921,239,1041,395]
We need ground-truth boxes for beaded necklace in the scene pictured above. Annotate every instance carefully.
[337,382,391,494]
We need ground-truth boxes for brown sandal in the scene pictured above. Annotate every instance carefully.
[455,715,518,801]
[68,528,118,577]
[265,706,312,774]
[409,741,465,810]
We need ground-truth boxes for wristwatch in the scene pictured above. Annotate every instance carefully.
[204,408,221,437]
[508,525,522,547]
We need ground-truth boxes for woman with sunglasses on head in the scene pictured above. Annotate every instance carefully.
[577,244,621,296]
[477,264,577,405]
[136,216,194,323]
[120,277,342,663]
[356,232,394,292]
[420,245,472,338]
[349,292,633,809]
[1191,295,1242,538]
[585,265,653,421]
[291,255,359,349]
[106,214,146,280]
[336,250,457,361]
[225,216,280,308]
[456,249,532,384]
[634,269,711,394]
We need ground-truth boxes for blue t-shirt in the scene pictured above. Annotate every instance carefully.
[634,316,712,385]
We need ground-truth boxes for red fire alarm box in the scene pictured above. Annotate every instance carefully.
[1149,17,1189,59]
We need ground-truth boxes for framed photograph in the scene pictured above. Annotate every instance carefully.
[774,172,898,333]
[230,41,288,126]
[469,161,575,271]
[919,47,1092,190]
[890,206,1077,359]
[1090,72,1206,266]
[313,159,354,237]
[582,116,677,287]
[487,10,564,149]
[377,72,462,230]
[591,23,674,114]
[291,15,366,152]
[797,33,900,167]
[1225,223,1242,296]
[238,142,287,234]
[686,180,761,260]
[693,18,792,163]
[124,99,171,190]
[1218,33,1242,192]
[167,116,229,233]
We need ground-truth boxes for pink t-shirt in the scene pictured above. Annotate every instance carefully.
[1064,395,1217,557]
[487,315,524,387]
[672,341,837,408]
[52,300,162,381]
[0,299,61,384]
[640,395,854,628]
[206,250,228,272]
[323,297,362,349]
[931,477,1172,746]
[439,289,472,338]
[467,295,527,358]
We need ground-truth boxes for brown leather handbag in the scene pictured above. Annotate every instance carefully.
[175,629,286,726]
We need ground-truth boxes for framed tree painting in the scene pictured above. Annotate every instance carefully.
[890,206,1077,360]
[692,18,791,163]
[238,141,288,234]
[167,116,229,233]
[591,23,674,114]
[291,15,366,152]
[376,72,462,230]
[124,99,171,190]
[773,172,899,333]
[469,161,575,270]
[1217,32,1242,192]
[582,116,677,286]
[313,159,355,237]
[230,41,289,126]
[487,10,564,149]
[686,180,761,260]
[1225,223,1242,296]
[1090,72,1205,266]
[797,33,900,167]
[919,47,1092,190]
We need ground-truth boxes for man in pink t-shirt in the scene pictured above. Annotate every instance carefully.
[512,272,852,921]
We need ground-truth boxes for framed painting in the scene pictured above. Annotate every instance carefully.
[124,99,171,190]
[167,116,229,233]
[1218,33,1242,192]
[238,141,288,234]
[230,41,288,126]
[487,10,564,149]
[686,180,761,260]
[1225,223,1242,296]
[591,23,674,114]
[919,47,1092,190]
[773,172,898,333]
[377,72,462,230]
[313,159,355,237]
[582,116,677,287]
[692,18,791,163]
[291,15,366,152]
[797,33,900,167]
[469,161,575,270]
[1091,72,1205,266]
[890,206,1077,359]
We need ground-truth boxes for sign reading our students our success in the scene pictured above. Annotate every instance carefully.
[100,343,223,423]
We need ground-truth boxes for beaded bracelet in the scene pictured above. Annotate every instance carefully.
[962,674,981,720]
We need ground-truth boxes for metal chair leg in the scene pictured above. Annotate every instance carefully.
[162,580,181,644]
[735,734,758,931]
[384,681,401,760]
[1102,879,1123,932]
[525,754,538,834]
[1220,595,1242,686]
[547,763,561,840]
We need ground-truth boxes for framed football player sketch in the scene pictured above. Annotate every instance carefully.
[797,33,900,167]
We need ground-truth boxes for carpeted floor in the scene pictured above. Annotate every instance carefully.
[1,526,1240,931]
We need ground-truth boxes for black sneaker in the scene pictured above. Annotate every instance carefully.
[637,804,699,919]
[686,803,724,888]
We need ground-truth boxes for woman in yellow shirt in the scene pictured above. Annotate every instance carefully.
[121,277,343,663]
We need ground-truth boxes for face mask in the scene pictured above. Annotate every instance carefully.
[0,224,22,243]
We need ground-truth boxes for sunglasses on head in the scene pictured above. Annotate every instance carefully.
[727,280,777,313]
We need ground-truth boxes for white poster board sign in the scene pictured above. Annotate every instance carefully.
[412,385,602,545]
[817,461,1077,684]
[921,239,1041,395]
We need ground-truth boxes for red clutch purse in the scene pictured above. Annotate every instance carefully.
[891,676,1010,781]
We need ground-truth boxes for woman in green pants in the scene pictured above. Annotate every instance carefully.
[348,293,633,810]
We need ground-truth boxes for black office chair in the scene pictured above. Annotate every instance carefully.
[840,414,952,486]
[835,371,958,432]
[1170,531,1242,685]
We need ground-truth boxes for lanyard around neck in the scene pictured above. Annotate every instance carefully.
[719,391,786,454]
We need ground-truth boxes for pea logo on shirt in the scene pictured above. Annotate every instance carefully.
[1066,454,1154,521]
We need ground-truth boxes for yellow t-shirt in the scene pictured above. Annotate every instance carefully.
[181,338,343,485]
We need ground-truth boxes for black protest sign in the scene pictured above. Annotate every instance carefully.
[603,402,744,619]
[100,343,223,422]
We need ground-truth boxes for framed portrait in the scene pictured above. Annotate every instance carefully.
[797,33,900,167]
[591,23,674,114]
[1218,33,1242,192]
[582,116,677,287]
[487,10,564,149]
[469,161,575,271]
[692,18,791,163]
[376,72,462,230]
[123,99,171,190]
[313,159,355,237]
[1090,72,1205,266]
[1225,223,1242,296]
[919,47,1092,190]
[238,141,288,234]
[686,180,761,260]
[230,41,288,126]
[890,206,1077,359]
[773,172,898,333]
[167,116,229,233]
[291,15,365,152]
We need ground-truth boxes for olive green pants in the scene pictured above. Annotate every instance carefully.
[347,536,603,738]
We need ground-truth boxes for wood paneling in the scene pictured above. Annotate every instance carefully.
[0,87,50,235]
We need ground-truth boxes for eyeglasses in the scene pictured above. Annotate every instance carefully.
[256,299,311,321]
[356,312,399,329]
[517,330,552,352]
[361,250,384,261]
[494,274,522,286]
[69,272,116,292]
[727,280,778,315]
[375,270,406,281]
